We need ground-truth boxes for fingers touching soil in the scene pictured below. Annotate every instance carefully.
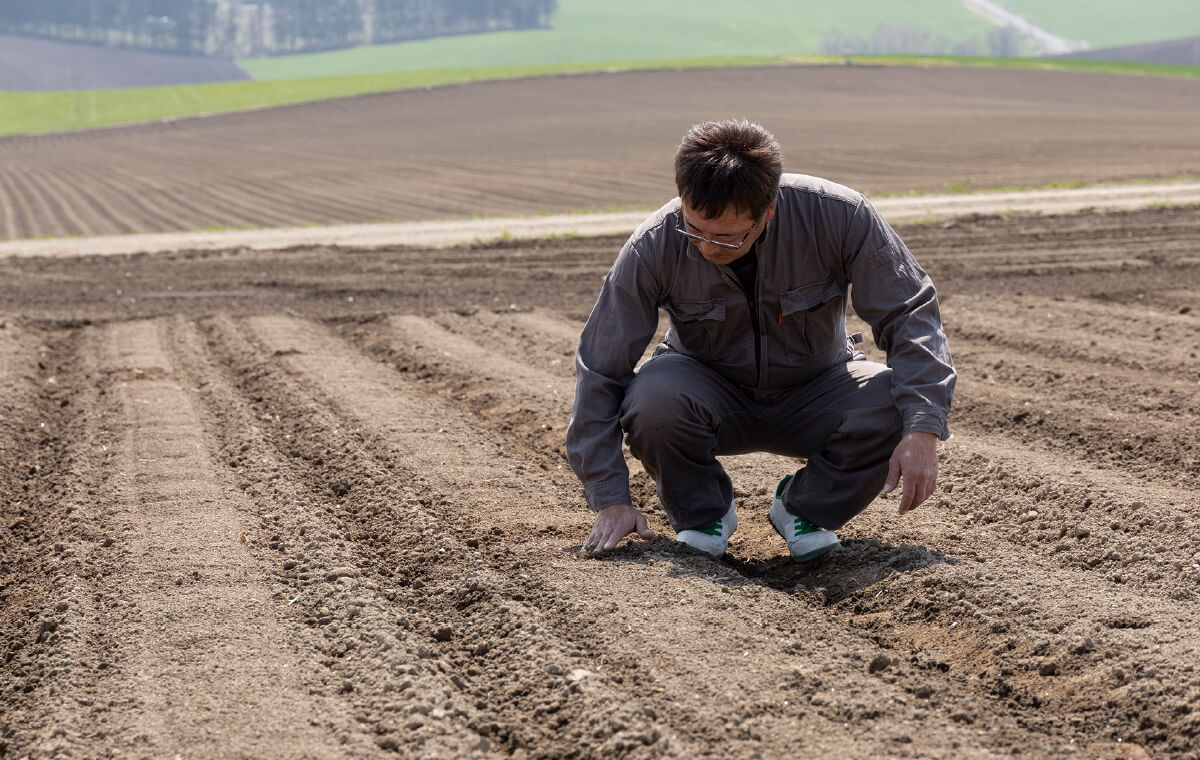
[2,206,1199,758]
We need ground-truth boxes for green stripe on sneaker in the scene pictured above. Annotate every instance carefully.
[794,518,821,537]
[697,521,722,536]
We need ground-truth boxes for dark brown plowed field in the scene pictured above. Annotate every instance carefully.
[2,205,1199,758]
[2,65,1199,240]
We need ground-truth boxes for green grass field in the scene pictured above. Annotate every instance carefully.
[993,0,1200,48]
[238,0,992,79]
[4,54,1199,138]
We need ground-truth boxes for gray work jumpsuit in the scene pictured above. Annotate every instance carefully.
[566,174,956,532]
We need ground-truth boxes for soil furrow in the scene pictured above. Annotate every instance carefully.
[0,324,116,757]
[22,170,94,239]
[195,313,690,758]
[248,313,1089,757]
[952,379,1198,487]
[2,167,59,240]
[335,308,1200,755]
[341,309,1199,601]
[67,164,192,234]
[942,294,1200,380]
[0,170,23,240]
[23,319,371,758]
[39,168,141,237]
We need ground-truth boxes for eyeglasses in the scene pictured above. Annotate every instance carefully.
[675,215,761,250]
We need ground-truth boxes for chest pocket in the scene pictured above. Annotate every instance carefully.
[662,298,727,360]
[779,279,847,360]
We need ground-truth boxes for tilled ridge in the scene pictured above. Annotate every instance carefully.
[0,322,119,757]
[336,308,1200,755]
[16,319,372,758]
[242,312,1086,757]
[194,313,687,759]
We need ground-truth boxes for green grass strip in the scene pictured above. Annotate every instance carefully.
[3,53,1199,138]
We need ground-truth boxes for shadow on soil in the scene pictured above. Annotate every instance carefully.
[576,537,954,605]
[726,538,957,604]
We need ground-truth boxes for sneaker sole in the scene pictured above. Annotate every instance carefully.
[790,541,840,563]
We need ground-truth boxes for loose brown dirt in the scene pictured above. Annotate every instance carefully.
[2,204,1199,758]
[2,65,1199,240]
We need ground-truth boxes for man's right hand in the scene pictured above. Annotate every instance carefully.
[582,504,655,553]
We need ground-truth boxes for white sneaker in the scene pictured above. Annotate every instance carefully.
[769,475,840,562]
[675,499,737,557]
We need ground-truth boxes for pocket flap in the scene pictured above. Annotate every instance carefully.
[779,279,845,317]
[663,298,726,322]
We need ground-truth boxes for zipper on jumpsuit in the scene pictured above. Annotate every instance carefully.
[718,264,764,389]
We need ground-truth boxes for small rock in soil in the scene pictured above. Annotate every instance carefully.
[1039,661,1059,676]
[324,567,358,582]
[868,655,893,674]
[433,626,453,642]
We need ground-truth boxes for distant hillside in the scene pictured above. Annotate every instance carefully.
[1057,35,1200,67]
[240,0,994,79]
[0,34,249,91]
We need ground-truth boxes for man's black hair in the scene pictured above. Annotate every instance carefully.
[674,119,783,219]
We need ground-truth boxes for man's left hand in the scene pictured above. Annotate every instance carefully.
[882,431,939,514]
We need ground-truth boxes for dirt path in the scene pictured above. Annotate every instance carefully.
[1,181,1198,260]
[2,205,1199,758]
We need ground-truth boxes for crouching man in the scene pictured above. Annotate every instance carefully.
[567,119,956,560]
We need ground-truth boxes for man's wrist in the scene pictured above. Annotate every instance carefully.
[598,503,635,513]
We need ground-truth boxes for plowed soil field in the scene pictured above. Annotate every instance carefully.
[2,204,1199,759]
[2,64,1199,240]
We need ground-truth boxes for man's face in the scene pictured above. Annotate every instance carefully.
[679,199,776,267]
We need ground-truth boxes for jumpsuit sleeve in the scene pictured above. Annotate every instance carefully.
[565,236,663,511]
[842,197,957,439]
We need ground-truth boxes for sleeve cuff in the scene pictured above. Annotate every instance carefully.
[902,409,950,441]
[583,477,633,512]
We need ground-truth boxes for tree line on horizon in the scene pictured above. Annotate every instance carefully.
[0,0,557,57]
[820,23,1025,58]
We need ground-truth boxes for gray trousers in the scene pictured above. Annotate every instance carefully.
[619,352,903,532]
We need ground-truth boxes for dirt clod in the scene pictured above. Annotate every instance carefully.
[324,567,358,582]
[868,655,893,674]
